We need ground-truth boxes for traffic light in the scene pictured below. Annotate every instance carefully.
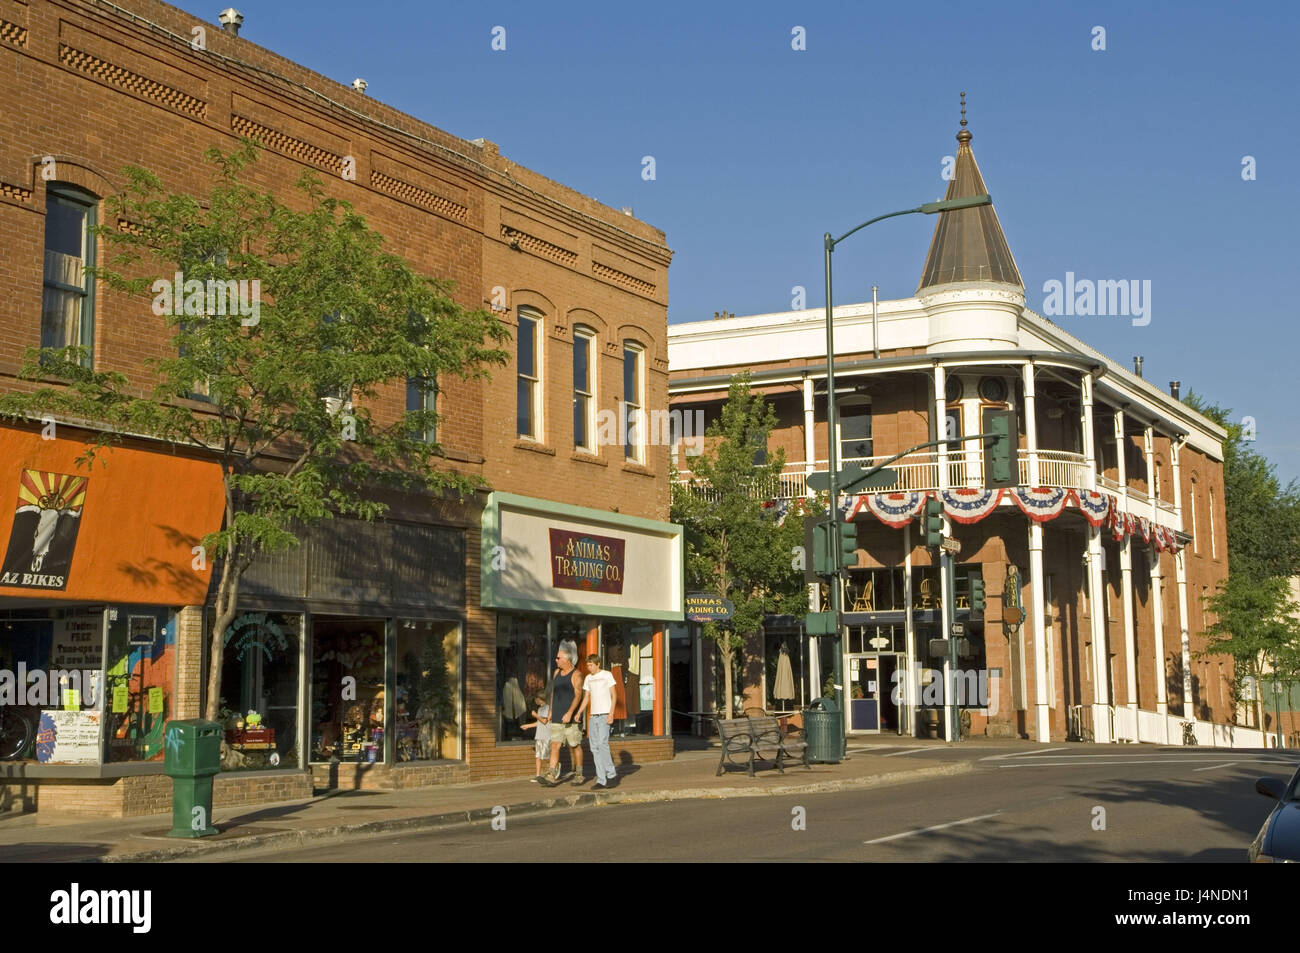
[923,497,944,548]
[839,519,859,570]
[970,576,986,613]
[984,409,1017,488]
[811,522,833,577]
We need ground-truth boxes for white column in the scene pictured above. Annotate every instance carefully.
[1172,437,1194,721]
[903,521,916,733]
[1024,362,1050,742]
[802,376,816,479]
[1145,425,1168,736]
[1082,373,1111,741]
[934,363,953,741]
[1116,409,1138,729]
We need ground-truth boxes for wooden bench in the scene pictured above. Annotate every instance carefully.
[714,715,811,777]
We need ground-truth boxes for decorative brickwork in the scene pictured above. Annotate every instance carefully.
[371,169,468,222]
[231,114,343,175]
[592,260,656,296]
[58,44,206,117]
[0,181,31,202]
[501,225,578,265]
[0,19,26,48]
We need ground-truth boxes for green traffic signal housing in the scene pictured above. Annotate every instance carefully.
[923,497,944,548]
[970,576,986,612]
[839,519,859,570]
[811,522,833,577]
[984,409,1018,488]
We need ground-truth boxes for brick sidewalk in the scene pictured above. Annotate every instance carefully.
[0,738,1009,862]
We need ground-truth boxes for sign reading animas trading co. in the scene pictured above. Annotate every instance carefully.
[548,528,625,595]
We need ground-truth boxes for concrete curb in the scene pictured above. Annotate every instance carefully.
[96,761,973,863]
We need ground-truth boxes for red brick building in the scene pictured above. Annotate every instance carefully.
[0,0,680,815]
[669,116,1242,746]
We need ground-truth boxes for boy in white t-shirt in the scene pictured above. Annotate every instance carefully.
[577,655,618,787]
[519,696,550,782]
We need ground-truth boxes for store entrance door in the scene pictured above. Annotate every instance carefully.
[848,653,904,734]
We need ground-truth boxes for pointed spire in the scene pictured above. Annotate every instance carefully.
[917,94,1023,292]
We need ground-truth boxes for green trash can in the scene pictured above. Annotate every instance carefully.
[164,719,222,838]
[804,697,843,764]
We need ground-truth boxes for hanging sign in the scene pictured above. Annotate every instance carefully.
[684,593,734,623]
[1002,564,1026,628]
[547,528,625,595]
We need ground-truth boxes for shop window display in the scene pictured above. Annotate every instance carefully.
[394,620,460,761]
[218,611,301,770]
[311,617,386,763]
[602,621,656,736]
[496,613,549,742]
[105,607,175,763]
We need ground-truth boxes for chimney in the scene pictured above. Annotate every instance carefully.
[1133,356,1143,378]
[352,78,368,94]
[1169,381,1181,399]
[218,7,243,35]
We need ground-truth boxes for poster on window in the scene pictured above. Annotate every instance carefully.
[50,609,103,668]
[35,709,101,764]
[0,470,89,591]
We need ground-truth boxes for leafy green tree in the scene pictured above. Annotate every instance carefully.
[1201,574,1300,729]
[0,142,509,722]
[670,373,809,719]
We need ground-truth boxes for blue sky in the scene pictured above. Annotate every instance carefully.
[214,0,1299,483]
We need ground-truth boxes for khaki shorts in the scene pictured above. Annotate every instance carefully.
[549,720,583,747]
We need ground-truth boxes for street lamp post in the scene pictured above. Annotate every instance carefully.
[821,193,992,746]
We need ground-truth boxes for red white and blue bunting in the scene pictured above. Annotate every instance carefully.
[858,491,927,528]
[1074,489,1110,528]
[1009,487,1071,522]
[941,488,1004,524]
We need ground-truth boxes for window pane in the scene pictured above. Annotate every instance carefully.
[574,393,587,448]
[517,378,533,437]
[573,335,588,392]
[311,616,386,763]
[395,620,460,761]
[495,613,550,743]
[623,347,637,403]
[841,405,873,458]
[45,197,86,259]
[218,611,301,771]
[518,316,535,378]
[602,621,658,737]
[106,607,177,764]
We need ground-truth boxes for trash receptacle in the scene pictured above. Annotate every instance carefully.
[804,697,843,764]
[163,719,222,838]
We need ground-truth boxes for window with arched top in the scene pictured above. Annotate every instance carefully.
[42,184,98,364]
[1209,486,1217,558]
[623,341,645,463]
[573,326,596,452]
[1189,477,1199,552]
[516,308,542,440]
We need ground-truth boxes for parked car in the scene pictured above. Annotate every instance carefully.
[1248,764,1300,862]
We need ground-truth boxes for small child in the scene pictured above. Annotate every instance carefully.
[518,696,551,781]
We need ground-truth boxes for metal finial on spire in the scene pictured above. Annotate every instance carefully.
[957,90,972,143]
[960,91,967,127]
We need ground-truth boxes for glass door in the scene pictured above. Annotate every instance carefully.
[848,654,879,732]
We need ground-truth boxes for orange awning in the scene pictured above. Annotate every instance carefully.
[0,426,224,604]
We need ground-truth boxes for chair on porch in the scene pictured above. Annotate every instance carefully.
[851,578,874,612]
[916,577,934,609]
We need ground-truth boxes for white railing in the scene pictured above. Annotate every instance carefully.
[1099,707,1282,748]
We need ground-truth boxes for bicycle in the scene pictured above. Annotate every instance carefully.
[0,706,36,760]
[1180,720,1197,747]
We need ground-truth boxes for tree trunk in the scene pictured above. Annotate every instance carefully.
[203,489,241,723]
[722,643,734,721]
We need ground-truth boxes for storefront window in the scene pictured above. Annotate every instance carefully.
[311,616,386,763]
[219,611,301,771]
[105,606,175,764]
[496,612,549,742]
[764,629,806,711]
[602,621,656,736]
[0,606,107,765]
[395,620,461,761]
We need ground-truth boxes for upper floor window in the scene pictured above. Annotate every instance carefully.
[42,186,97,363]
[623,342,644,463]
[1189,478,1199,552]
[1209,487,1217,558]
[839,400,873,461]
[517,309,541,440]
[406,377,436,443]
[573,327,595,452]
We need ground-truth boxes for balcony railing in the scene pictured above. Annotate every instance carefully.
[675,448,1178,516]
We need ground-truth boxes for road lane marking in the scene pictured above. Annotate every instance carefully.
[882,747,935,757]
[979,747,1067,761]
[1192,762,1238,772]
[864,812,1003,845]
[999,758,1296,768]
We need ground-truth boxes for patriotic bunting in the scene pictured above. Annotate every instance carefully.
[1074,489,1110,527]
[941,487,1004,524]
[861,491,927,528]
[1009,486,1070,522]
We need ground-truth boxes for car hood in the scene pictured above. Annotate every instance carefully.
[1265,801,1300,861]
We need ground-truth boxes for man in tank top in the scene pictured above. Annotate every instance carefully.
[544,640,585,784]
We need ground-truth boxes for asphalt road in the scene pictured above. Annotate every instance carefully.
[202,745,1300,863]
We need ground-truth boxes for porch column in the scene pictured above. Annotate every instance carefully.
[1116,409,1138,725]
[802,376,816,481]
[903,522,916,723]
[1082,372,1111,741]
[1145,425,1169,730]
[1024,361,1050,742]
[933,362,953,740]
[1171,437,1195,720]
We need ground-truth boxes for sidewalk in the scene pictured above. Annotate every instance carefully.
[0,738,989,863]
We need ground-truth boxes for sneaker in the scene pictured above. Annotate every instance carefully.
[573,776,590,786]
[529,776,541,783]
